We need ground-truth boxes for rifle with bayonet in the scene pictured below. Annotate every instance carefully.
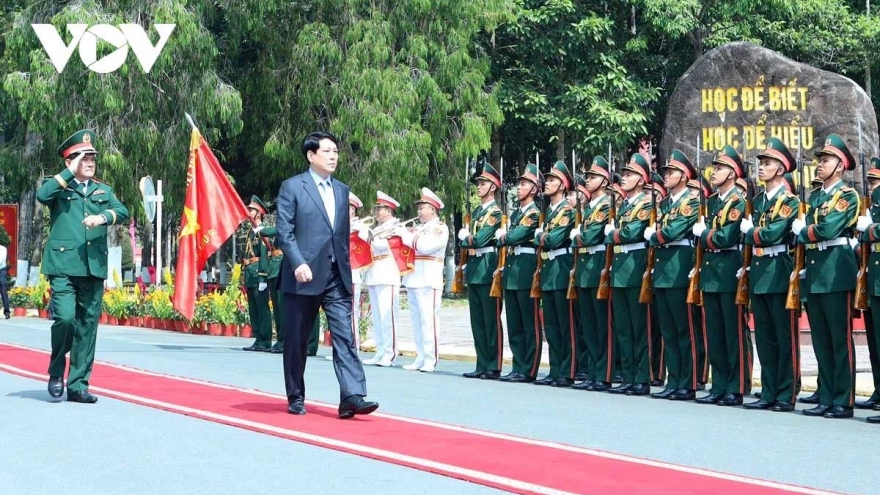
[567,150,581,300]
[735,140,753,306]
[687,139,704,306]
[597,143,615,300]
[856,119,869,310]
[451,157,471,294]
[639,152,657,304]
[785,144,805,311]
[531,153,545,299]
[490,157,507,298]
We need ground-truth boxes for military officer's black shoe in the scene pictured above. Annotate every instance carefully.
[288,398,306,415]
[854,395,880,409]
[802,404,831,416]
[668,389,696,401]
[67,390,98,403]
[572,380,594,390]
[463,370,484,379]
[532,375,556,386]
[717,393,743,406]
[590,381,611,392]
[626,383,650,396]
[651,387,676,399]
[550,378,573,388]
[575,372,589,382]
[772,402,795,412]
[798,391,820,404]
[511,374,535,383]
[608,383,632,394]
[695,393,723,405]
[47,376,64,399]
[481,370,501,380]
[499,372,517,382]
[743,399,773,410]
[822,405,853,419]
[866,415,880,423]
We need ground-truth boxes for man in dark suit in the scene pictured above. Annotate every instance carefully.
[276,131,379,419]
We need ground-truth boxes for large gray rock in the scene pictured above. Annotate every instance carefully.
[660,42,877,183]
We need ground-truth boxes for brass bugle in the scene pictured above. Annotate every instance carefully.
[370,217,419,239]
[354,216,376,228]
[402,217,420,228]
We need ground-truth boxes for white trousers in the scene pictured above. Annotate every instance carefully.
[407,287,441,369]
[368,284,399,361]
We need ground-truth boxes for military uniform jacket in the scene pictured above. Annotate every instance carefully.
[796,180,859,294]
[258,226,283,280]
[501,201,540,291]
[574,193,611,288]
[37,168,129,279]
[462,201,502,285]
[858,188,880,296]
[743,185,799,294]
[606,192,652,288]
[648,189,699,289]
[534,200,575,291]
[364,218,402,286]
[244,229,269,288]
[402,218,449,289]
[697,188,745,293]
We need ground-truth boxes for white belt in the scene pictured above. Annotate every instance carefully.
[541,247,572,260]
[473,247,496,257]
[613,243,646,254]
[586,245,606,255]
[708,247,739,253]
[661,239,691,248]
[806,237,849,251]
[511,246,536,256]
[754,245,787,257]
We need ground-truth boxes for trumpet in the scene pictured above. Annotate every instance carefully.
[370,217,419,240]
[352,216,376,229]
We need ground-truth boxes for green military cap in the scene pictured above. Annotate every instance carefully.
[623,153,650,183]
[784,173,798,194]
[611,172,624,197]
[473,162,502,188]
[586,156,611,181]
[58,129,97,158]
[547,160,574,190]
[518,163,543,187]
[574,174,589,197]
[815,133,856,171]
[756,137,796,172]
[735,177,748,192]
[647,171,668,199]
[248,195,268,215]
[869,157,880,180]
[712,145,745,179]
[662,149,696,180]
[687,175,713,199]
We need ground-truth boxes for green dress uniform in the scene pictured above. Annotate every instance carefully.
[688,175,714,388]
[39,130,129,398]
[606,154,653,392]
[648,151,700,397]
[259,226,286,352]
[534,161,576,385]
[243,196,273,350]
[859,163,880,407]
[461,164,504,377]
[796,134,859,414]
[697,146,752,402]
[499,164,542,381]
[649,173,670,387]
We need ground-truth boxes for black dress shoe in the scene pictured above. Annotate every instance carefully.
[508,374,534,383]
[650,387,676,399]
[288,398,306,415]
[575,372,590,382]
[668,389,696,401]
[242,344,271,352]
[802,404,831,417]
[269,345,284,354]
[798,391,820,404]
[612,374,624,384]
[47,376,64,399]
[753,391,762,399]
[498,372,517,382]
[717,393,743,406]
[550,377,573,388]
[823,405,853,419]
[867,415,880,424]
[772,402,795,412]
[572,380,593,390]
[480,370,501,380]
[67,390,98,403]
[4,313,9,319]
[608,383,632,394]
[589,381,611,392]
[650,379,665,387]
[743,399,774,410]
[338,395,379,419]
[695,393,723,404]
[855,396,880,409]
[463,370,484,379]
[626,383,650,396]
[533,375,556,386]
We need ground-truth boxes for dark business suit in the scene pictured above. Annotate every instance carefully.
[276,170,366,403]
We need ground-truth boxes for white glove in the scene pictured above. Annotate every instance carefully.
[849,237,859,249]
[357,228,370,242]
[351,221,362,232]
[258,282,267,292]
[791,218,806,236]
[798,268,806,280]
[739,215,754,234]
[692,221,707,237]
[494,228,507,240]
[736,267,747,279]
[604,223,616,236]
[458,227,470,241]
[857,216,872,232]
[643,226,656,241]
[569,226,581,240]
[534,227,544,239]
[688,268,695,279]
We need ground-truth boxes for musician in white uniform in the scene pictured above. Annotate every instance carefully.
[395,188,449,372]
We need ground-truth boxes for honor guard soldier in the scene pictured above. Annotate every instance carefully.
[693,145,751,406]
[361,191,402,367]
[496,164,542,383]
[793,134,859,419]
[855,159,880,420]
[571,157,614,391]
[396,188,449,372]
[242,196,275,352]
[533,161,577,387]
[647,172,670,388]
[256,210,285,354]
[688,174,714,388]
[39,129,129,402]
[605,154,653,395]
[647,150,700,401]
[796,175,826,406]
[460,164,504,379]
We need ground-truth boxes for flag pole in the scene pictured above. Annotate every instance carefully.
[185,112,197,130]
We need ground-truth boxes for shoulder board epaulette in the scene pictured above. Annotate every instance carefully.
[563,204,573,211]
[92,178,105,184]
[841,186,856,194]
[730,193,741,202]
[809,186,821,194]
[783,190,798,199]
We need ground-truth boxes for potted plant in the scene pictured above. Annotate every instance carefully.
[32,275,51,318]
[9,287,29,316]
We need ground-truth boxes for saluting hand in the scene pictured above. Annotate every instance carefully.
[67,153,84,175]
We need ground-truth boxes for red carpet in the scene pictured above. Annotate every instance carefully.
[0,343,843,495]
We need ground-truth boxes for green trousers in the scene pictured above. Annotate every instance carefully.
[655,287,696,391]
[806,291,855,407]
[577,287,613,383]
[611,287,650,384]
[308,317,320,355]
[650,302,666,383]
[752,293,800,404]
[246,286,272,347]
[690,303,708,385]
[541,289,576,379]
[575,303,589,377]
[865,297,880,399]
[702,292,753,395]
[468,284,503,372]
[47,275,104,393]
[504,289,541,378]
[268,277,284,346]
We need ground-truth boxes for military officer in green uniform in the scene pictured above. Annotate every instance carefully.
[693,145,750,406]
[255,218,285,353]
[688,175,714,389]
[647,172,669,387]
[39,129,129,402]
[605,154,653,395]
[646,150,700,401]
[242,196,274,352]
[571,157,614,391]
[796,175,826,406]
[460,163,504,379]
[792,134,859,419]
[496,164,542,383]
[854,159,880,420]
[533,161,576,387]
[569,174,590,382]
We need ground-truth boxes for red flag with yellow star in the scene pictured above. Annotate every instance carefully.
[173,128,250,319]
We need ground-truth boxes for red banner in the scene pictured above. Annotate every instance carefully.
[0,204,18,277]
